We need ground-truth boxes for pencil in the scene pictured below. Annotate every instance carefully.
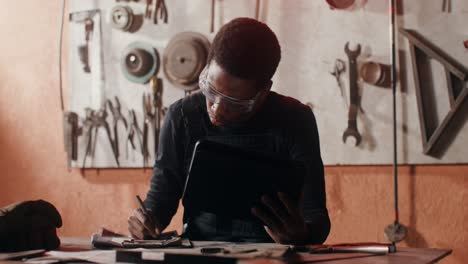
[136,195,155,231]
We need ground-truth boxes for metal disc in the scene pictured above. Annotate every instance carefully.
[121,42,159,84]
[111,6,134,31]
[163,32,210,91]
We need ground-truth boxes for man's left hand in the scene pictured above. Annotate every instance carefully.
[251,192,310,245]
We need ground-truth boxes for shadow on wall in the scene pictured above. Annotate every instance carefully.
[405,165,429,248]
[75,168,152,185]
[0,78,38,203]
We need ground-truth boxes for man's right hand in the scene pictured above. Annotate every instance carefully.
[127,208,161,239]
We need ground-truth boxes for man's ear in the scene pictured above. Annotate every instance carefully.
[255,80,272,109]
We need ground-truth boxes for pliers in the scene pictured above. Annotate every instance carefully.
[82,108,120,168]
[125,110,144,160]
[106,96,128,159]
[153,0,168,24]
[142,93,157,168]
[151,77,162,155]
[145,0,153,19]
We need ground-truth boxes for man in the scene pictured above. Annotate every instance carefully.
[128,17,330,245]
[0,200,62,251]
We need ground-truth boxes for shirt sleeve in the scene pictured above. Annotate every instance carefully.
[144,102,186,230]
[287,107,329,222]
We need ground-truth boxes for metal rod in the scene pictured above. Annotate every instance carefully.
[390,0,399,228]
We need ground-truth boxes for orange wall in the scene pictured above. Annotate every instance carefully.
[0,1,466,263]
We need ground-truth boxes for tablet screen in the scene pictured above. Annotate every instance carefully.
[182,140,305,220]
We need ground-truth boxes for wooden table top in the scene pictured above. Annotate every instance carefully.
[0,237,452,263]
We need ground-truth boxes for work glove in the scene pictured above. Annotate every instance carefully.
[0,200,62,252]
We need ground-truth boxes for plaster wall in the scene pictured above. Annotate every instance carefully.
[67,0,468,166]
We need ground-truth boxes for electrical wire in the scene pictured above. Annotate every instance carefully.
[59,0,66,111]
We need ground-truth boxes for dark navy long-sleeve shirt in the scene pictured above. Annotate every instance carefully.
[144,91,329,242]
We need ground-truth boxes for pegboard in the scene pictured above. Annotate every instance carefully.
[66,0,468,168]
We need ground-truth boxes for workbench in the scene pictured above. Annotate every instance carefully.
[0,237,452,263]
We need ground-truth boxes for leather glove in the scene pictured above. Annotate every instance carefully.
[0,200,62,252]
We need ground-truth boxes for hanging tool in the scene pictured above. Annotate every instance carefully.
[360,61,391,88]
[342,42,362,146]
[69,10,99,73]
[122,42,159,84]
[126,110,144,159]
[442,0,451,12]
[330,59,348,108]
[63,111,80,167]
[151,76,163,154]
[70,9,105,109]
[145,0,153,19]
[81,109,95,168]
[80,18,93,73]
[84,18,94,43]
[163,32,210,91]
[210,0,215,33]
[106,97,129,160]
[255,0,260,20]
[110,5,135,32]
[82,108,120,168]
[153,0,168,24]
[142,93,157,168]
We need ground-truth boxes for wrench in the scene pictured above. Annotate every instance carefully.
[342,42,362,146]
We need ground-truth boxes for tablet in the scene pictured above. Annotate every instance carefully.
[181,139,305,220]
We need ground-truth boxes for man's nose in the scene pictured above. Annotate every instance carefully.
[210,102,226,115]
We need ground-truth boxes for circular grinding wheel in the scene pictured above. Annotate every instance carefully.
[163,32,210,91]
[111,6,134,32]
[121,42,159,84]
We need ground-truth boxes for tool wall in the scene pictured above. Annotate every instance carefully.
[66,0,468,167]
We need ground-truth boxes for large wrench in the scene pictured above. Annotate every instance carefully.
[343,42,362,146]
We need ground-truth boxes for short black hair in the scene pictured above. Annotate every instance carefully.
[207,17,281,86]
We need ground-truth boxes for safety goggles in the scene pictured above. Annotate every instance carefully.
[198,67,262,113]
